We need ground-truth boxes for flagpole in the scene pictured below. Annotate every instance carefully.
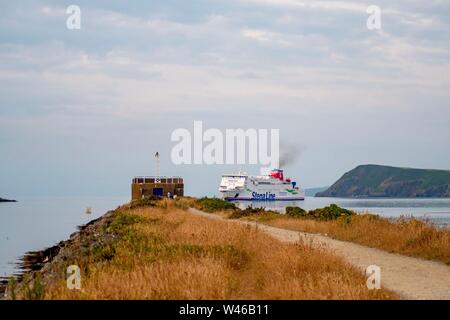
[155,152,160,178]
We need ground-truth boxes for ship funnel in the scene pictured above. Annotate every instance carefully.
[269,169,284,181]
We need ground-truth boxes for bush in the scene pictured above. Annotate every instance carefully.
[196,197,237,212]
[107,212,146,235]
[307,204,355,221]
[229,206,267,219]
[24,274,44,300]
[286,206,308,218]
[285,204,355,221]
[129,196,161,209]
[8,277,17,300]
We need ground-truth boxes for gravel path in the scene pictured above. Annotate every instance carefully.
[188,208,450,300]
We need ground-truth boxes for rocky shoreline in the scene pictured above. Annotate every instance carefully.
[0,209,118,299]
[0,198,161,299]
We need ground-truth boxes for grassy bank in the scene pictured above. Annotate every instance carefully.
[8,198,393,300]
[192,198,450,265]
[260,213,450,265]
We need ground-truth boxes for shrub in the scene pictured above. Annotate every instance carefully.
[229,206,267,219]
[307,204,355,221]
[286,206,308,218]
[91,242,116,261]
[196,197,237,212]
[8,277,17,300]
[24,274,44,300]
[107,212,145,235]
[129,196,161,209]
[229,206,281,220]
[284,204,355,221]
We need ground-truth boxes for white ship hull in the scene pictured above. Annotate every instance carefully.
[219,170,305,201]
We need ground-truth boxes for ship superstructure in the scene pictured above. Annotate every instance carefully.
[219,169,305,201]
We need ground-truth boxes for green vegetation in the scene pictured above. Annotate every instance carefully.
[197,201,356,222]
[8,277,17,300]
[106,212,146,235]
[128,196,161,209]
[307,204,355,221]
[38,201,393,299]
[195,197,237,213]
[285,206,307,218]
[317,164,450,198]
[229,206,278,219]
[88,211,149,262]
[236,204,355,221]
[24,275,44,300]
[261,213,450,265]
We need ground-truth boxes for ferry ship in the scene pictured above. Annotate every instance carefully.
[219,169,305,201]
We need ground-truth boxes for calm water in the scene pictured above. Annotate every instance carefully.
[1,196,450,279]
[233,197,450,227]
[0,196,128,279]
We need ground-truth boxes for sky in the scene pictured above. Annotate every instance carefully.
[1,0,450,197]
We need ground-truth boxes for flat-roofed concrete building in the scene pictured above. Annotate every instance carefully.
[131,176,184,200]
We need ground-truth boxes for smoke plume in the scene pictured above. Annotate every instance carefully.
[279,143,303,168]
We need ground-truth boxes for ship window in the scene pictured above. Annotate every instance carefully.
[220,176,245,187]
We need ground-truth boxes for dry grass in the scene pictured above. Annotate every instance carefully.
[256,213,450,265]
[42,200,394,300]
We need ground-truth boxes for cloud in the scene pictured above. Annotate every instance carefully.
[241,29,274,41]
[0,1,449,195]
[239,0,367,12]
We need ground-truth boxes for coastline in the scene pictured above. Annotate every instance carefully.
[0,208,118,299]
[2,197,449,299]
[1,199,392,300]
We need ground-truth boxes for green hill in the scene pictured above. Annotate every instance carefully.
[305,187,329,197]
[316,165,450,198]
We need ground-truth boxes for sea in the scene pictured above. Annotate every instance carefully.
[0,196,128,280]
[1,196,449,279]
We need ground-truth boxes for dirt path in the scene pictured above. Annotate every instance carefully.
[188,208,450,300]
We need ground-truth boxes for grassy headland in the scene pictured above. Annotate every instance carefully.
[316,164,450,197]
[193,198,450,265]
[7,198,393,300]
